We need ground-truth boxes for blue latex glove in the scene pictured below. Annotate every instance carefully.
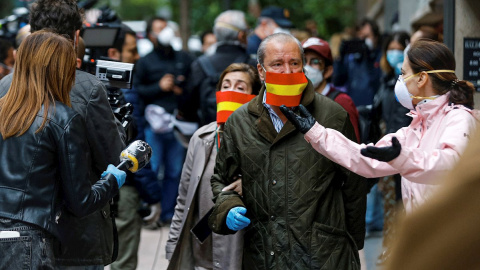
[101,164,126,188]
[226,207,251,231]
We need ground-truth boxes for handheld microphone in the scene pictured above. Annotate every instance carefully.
[117,140,153,173]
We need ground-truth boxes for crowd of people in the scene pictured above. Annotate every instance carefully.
[0,0,478,269]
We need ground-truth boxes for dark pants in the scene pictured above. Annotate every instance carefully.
[144,127,186,222]
[0,218,55,270]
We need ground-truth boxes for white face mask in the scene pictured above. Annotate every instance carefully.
[365,37,374,50]
[157,27,175,46]
[304,65,323,89]
[394,69,456,110]
[394,75,414,110]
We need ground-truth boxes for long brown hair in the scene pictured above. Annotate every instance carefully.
[407,39,475,108]
[0,30,76,139]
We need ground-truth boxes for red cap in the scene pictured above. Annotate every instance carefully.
[302,37,333,65]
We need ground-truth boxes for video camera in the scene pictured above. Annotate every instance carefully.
[81,23,136,142]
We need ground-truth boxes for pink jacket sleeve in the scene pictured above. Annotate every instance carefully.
[304,122,402,178]
[389,110,477,184]
[305,109,477,184]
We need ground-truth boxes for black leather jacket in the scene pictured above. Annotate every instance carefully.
[0,70,125,266]
[0,102,119,239]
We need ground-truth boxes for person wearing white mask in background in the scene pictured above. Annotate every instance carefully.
[247,6,293,57]
[134,16,194,226]
[374,30,411,265]
[333,18,384,243]
[333,18,383,121]
[281,39,478,216]
[302,37,360,142]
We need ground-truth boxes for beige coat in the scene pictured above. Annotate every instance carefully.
[166,122,243,270]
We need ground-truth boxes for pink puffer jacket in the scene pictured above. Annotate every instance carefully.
[305,94,478,213]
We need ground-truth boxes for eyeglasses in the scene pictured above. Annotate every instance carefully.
[307,58,324,68]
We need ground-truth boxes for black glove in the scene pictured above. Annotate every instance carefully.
[280,104,316,134]
[360,137,401,162]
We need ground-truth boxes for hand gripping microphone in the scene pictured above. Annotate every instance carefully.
[117,140,153,173]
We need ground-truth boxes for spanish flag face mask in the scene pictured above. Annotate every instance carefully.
[216,91,256,124]
[263,67,308,107]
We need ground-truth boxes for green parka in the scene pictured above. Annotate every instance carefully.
[209,82,367,270]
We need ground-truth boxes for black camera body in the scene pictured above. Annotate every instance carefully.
[81,24,136,142]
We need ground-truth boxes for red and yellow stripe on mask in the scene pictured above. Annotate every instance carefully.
[216,91,256,124]
[264,72,308,107]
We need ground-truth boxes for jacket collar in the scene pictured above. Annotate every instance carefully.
[408,93,473,126]
[248,78,315,144]
[196,122,217,169]
[197,122,218,141]
[215,43,247,54]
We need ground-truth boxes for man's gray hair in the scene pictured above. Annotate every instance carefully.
[213,10,247,42]
[257,33,305,66]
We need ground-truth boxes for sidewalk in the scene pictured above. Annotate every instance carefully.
[105,226,170,270]
[137,227,170,270]
[129,226,383,270]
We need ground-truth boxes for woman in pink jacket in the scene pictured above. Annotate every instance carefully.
[281,39,478,214]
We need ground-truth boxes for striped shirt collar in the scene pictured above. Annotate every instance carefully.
[262,91,284,133]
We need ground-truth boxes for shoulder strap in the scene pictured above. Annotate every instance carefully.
[197,56,218,78]
[327,89,342,101]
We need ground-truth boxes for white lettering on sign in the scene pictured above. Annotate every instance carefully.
[473,51,480,57]
[465,40,480,49]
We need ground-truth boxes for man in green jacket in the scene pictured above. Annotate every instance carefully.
[209,33,367,269]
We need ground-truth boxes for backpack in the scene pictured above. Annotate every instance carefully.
[326,88,342,101]
[196,54,250,125]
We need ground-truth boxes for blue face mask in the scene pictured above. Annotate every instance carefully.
[386,49,404,75]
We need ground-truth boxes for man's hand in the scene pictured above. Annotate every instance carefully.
[280,104,316,134]
[143,203,161,225]
[172,85,183,95]
[222,179,243,196]
[159,74,175,92]
[226,207,250,231]
[361,137,402,162]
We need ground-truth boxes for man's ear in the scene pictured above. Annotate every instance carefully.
[257,63,265,81]
[75,30,80,47]
[324,65,334,80]
[107,48,121,61]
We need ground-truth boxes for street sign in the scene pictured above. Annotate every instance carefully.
[463,38,480,91]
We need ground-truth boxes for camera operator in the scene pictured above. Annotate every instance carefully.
[102,23,162,270]
[0,38,14,80]
[134,17,194,225]
[0,0,126,269]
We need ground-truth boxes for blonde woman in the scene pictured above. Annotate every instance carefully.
[0,30,125,269]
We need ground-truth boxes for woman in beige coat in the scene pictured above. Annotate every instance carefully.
[166,63,261,270]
